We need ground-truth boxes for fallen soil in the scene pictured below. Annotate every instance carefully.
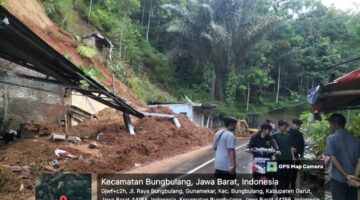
[0,106,213,199]
[2,0,146,109]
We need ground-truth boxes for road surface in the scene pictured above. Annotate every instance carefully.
[166,138,252,174]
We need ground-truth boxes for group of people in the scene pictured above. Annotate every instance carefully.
[248,118,305,195]
[213,113,360,200]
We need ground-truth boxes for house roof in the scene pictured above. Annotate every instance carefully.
[0,6,143,118]
[312,67,360,113]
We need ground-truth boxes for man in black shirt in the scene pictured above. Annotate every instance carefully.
[288,118,305,190]
[249,123,279,156]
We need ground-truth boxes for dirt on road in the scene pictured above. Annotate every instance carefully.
[0,106,213,199]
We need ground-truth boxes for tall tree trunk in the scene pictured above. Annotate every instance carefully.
[246,83,250,112]
[311,79,315,88]
[156,18,160,41]
[88,0,93,21]
[306,78,309,92]
[146,0,153,43]
[141,1,146,26]
[215,76,225,100]
[276,64,281,103]
[211,72,216,101]
[119,19,125,61]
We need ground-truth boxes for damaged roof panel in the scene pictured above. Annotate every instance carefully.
[0,6,144,118]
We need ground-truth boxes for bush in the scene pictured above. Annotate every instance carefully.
[129,75,176,103]
[79,65,104,81]
[348,113,360,138]
[43,0,76,30]
[300,112,330,153]
[77,44,97,58]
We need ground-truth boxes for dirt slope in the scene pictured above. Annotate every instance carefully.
[3,0,146,109]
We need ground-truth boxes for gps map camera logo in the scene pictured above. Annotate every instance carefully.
[266,161,278,173]
[36,174,91,200]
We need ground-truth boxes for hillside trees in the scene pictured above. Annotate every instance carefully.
[43,0,360,115]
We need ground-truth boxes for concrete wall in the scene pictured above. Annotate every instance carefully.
[71,91,108,126]
[192,107,205,127]
[149,104,207,127]
[0,59,69,131]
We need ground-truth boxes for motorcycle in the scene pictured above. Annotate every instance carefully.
[249,147,277,198]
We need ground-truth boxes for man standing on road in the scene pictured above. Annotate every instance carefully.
[288,118,305,190]
[324,113,360,200]
[213,117,238,180]
[273,120,295,196]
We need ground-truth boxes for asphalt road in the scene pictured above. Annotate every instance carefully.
[163,138,252,174]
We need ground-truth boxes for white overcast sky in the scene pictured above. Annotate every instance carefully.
[321,0,359,11]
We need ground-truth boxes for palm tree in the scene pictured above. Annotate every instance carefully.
[162,0,279,100]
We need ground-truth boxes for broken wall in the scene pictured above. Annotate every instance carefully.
[0,59,70,131]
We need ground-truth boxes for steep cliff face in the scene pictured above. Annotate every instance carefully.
[2,0,147,109]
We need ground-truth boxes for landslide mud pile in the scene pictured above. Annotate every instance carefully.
[0,106,213,198]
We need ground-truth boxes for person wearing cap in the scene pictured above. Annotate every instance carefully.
[213,117,237,179]
[288,119,305,190]
[324,113,360,200]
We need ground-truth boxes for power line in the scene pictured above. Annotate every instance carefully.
[327,56,360,70]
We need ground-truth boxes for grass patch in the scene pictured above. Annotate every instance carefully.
[129,75,176,103]
[77,43,97,58]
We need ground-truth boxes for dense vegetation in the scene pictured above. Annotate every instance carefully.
[42,0,360,117]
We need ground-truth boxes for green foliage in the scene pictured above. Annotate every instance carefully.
[41,0,360,119]
[79,80,89,90]
[129,75,176,102]
[300,112,330,153]
[347,113,360,138]
[79,65,104,81]
[43,0,76,30]
[76,44,97,58]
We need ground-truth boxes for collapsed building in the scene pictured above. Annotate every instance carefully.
[0,6,143,136]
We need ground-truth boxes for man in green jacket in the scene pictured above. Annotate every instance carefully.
[273,120,295,196]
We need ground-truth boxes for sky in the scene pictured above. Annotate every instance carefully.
[321,0,359,11]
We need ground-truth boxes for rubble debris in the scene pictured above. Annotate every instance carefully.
[172,117,181,128]
[49,133,66,142]
[55,148,78,159]
[88,142,98,149]
[20,165,31,179]
[0,156,7,162]
[4,129,18,144]
[10,165,22,172]
[66,135,82,143]
[19,183,24,191]
[142,112,182,128]
[49,160,60,168]
[38,128,51,136]
[96,132,104,141]
[42,166,64,172]
[134,163,142,167]
[0,166,20,193]
[20,123,40,138]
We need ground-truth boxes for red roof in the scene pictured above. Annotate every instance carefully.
[312,67,360,113]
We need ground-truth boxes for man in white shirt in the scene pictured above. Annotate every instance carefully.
[213,117,237,180]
